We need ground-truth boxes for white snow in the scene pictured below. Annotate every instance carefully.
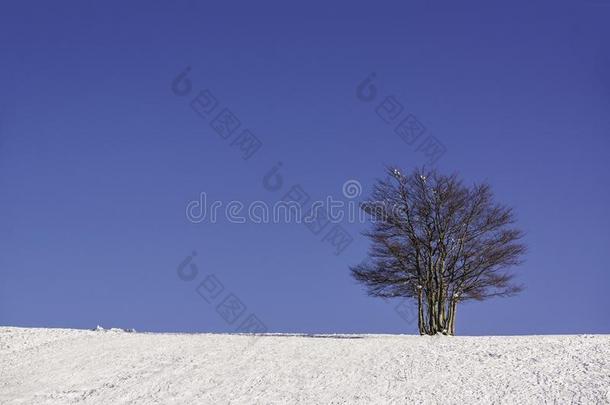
[1,327,609,404]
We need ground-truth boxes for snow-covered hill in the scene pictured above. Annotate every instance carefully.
[1,327,609,404]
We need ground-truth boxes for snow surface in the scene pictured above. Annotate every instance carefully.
[1,327,609,404]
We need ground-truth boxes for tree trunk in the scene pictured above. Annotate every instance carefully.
[417,290,426,335]
[417,290,458,336]
[427,292,435,334]
[417,295,457,335]
[444,298,457,336]
[450,300,457,335]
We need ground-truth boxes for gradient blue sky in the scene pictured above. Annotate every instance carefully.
[1,1,609,335]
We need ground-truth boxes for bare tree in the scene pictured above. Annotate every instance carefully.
[351,167,526,335]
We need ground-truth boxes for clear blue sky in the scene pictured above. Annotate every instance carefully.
[1,1,609,335]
